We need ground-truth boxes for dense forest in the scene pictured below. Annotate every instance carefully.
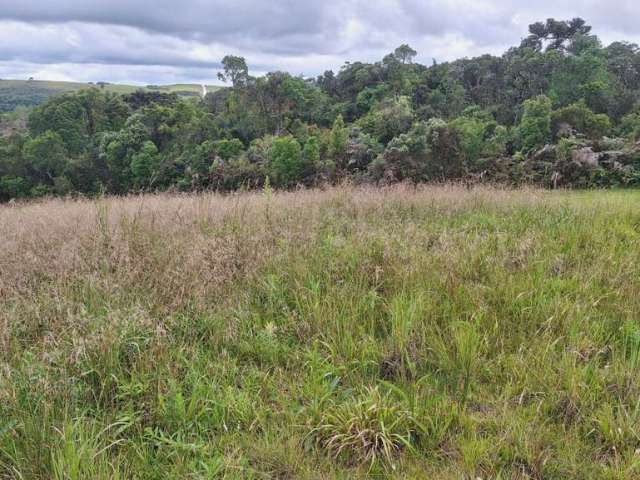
[2,17,640,201]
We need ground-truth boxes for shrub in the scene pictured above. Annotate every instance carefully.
[0,175,29,199]
[517,95,552,153]
[213,138,244,160]
[552,101,611,139]
[130,141,160,187]
[268,135,303,187]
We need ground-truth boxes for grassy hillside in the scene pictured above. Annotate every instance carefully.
[2,186,640,478]
[0,79,220,112]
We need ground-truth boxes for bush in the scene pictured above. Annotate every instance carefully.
[552,101,611,140]
[268,135,304,187]
[213,138,244,160]
[0,175,29,199]
[358,96,414,144]
[130,141,160,187]
[210,155,265,190]
[517,95,552,153]
[618,111,640,141]
[22,130,68,181]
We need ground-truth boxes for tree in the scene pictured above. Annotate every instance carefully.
[0,175,29,200]
[517,95,552,152]
[7,16,640,199]
[302,136,320,166]
[28,96,88,155]
[358,96,414,144]
[328,115,348,165]
[549,35,612,111]
[254,72,307,135]
[521,18,592,52]
[372,119,463,182]
[98,116,149,191]
[22,130,68,181]
[394,44,418,64]
[213,138,244,161]
[413,63,466,119]
[371,121,430,182]
[130,141,160,188]
[450,115,490,165]
[345,127,382,172]
[217,55,250,88]
[383,47,420,96]
[619,110,640,141]
[268,136,303,187]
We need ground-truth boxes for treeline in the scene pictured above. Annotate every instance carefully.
[2,18,640,201]
[0,83,63,114]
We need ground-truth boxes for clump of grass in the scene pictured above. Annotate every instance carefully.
[309,386,420,468]
[51,416,132,480]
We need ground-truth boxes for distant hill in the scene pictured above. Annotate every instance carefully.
[0,79,220,112]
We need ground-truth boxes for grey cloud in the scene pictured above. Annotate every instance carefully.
[1,0,640,84]
[0,1,341,52]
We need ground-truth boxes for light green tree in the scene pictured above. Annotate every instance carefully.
[268,136,303,187]
[517,95,552,152]
[328,115,348,165]
[130,141,160,188]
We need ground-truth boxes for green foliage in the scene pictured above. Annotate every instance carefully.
[268,135,304,186]
[358,96,414,144]
[130,141,159,188]
[327,114,348,164]
[394,44,418,64]
[345,127,382,172]
[355,85,388,115]
[372,118,464,182]
[449,107,499,164]
[413,64,466,119]
[619,110,640,140]
[0,175,28,199]
[213,138,244,160]
[217,55,249,87]
[517,95,552,152]
[552,100,611,139]
[521,17,592,52]
[555,136,582,162]
[371,121,430,182]
[549,35,612,111]
[302,136,321,166]
[22,130,68,181]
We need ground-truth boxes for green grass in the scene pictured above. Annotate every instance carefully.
[0,79,220,94]
[0,79,220,112]
[1,185,640,478]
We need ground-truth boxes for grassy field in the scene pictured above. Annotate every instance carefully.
[0,79,219,95]
[1,185,640,479]
[0,79,220,112]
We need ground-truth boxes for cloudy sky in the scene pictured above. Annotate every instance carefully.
[0,0,639,85]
